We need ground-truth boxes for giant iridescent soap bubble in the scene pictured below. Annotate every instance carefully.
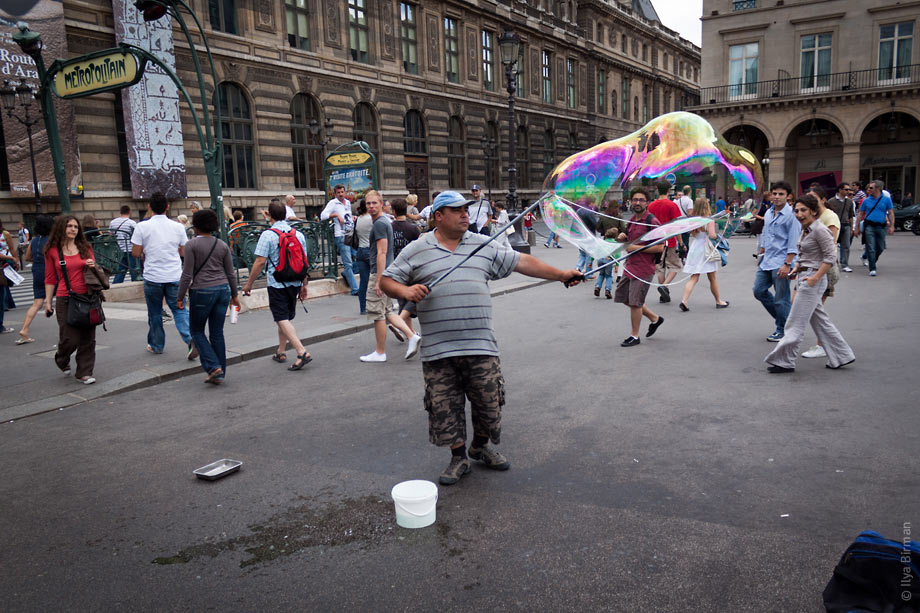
[538,112,763,259]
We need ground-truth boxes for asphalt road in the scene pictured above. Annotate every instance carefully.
[2,234,918,611]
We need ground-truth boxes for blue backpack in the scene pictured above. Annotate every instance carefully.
[823,530,919,612]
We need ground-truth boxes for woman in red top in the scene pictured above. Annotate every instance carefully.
[44,215,98,384]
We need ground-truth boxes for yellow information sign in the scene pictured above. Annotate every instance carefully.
[54,52,140,99]
[327,152,371,166]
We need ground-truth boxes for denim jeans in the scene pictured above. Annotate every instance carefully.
[595,270,614,292]
[863,223,887,272]
[753,268,792,335]
[544,232,557,246]
[189,284,231,376]
[112,251,139,284]
[143,281,190,353]
[354,246,370,313]
[576,249,591,272]
[334,236,358,292]
[837,224,852,268]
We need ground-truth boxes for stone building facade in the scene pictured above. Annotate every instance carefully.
[690,0,920,202]
[0,0,699,225]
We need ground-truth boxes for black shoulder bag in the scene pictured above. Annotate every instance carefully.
[59,257,106,329]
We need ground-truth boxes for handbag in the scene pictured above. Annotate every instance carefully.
[60,257,106,329]
[346,226,360,249]
[704,240,722,263]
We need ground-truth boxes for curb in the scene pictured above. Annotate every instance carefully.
[2,278,553,423]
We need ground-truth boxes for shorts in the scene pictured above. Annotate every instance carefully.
[823,263,840,298]
[655,245,683,275]
[365,273,394,321]
[267,285,301,322]
[422,355,505,447]
[396,297,417,318]
[614,273,652,307]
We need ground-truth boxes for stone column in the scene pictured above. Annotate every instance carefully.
[767,147,787,186]
[842,142,862,184]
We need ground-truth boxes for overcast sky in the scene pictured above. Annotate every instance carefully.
[654,0,703,47]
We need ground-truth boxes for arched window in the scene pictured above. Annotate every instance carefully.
[352,102,379,175]
[516,125,529,189]
[447,116,465,188]
[290,94,323,189]
[543,129,555,177]
[403,110,427,155]
[218,82,255,189]
[611,90,617,117]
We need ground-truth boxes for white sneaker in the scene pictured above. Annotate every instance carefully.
[79,376,96,385]
[405,334,422,360]
[360,351,387,363]
[842,266,853,273]
[869,270,877,276]
[801,345,826,358]
[862,259,868,267]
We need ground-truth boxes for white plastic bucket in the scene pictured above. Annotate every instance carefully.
[390,480,438,529]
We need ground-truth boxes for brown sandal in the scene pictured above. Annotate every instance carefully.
[272,352,287,363]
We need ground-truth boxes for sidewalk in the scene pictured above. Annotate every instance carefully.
[0,237,578,422]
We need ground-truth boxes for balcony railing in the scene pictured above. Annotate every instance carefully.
[697,63,920,105]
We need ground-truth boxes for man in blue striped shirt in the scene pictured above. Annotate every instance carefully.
[380,191,581,485]
[753,181,800,342]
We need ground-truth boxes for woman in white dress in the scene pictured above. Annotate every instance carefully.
[679,197,730,311]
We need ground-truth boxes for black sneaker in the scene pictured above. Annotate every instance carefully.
[767,364,794,373]
[646,316,664,337]
[594,286,600,297]
[621,336,640,347]
[439,456,472,485]
[468,446,510,470]
[657,286,670,303]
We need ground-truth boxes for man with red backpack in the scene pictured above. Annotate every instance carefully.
[242,201,312,370]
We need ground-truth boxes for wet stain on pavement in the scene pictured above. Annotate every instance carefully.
[152,495,398,568]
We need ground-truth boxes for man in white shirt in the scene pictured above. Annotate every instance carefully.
[469,184,492,235]
[284,194,298,220]
[677,185,693,216]
[109,205,139,283]
[131,192,194,356]
[320,184,358,294]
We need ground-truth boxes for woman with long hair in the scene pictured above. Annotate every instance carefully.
[353,198,372,315]
[765,195,854,373]
[44,215,98,384]
[678,197,730,311]
[176,209,240,384]
[16,215,54,344]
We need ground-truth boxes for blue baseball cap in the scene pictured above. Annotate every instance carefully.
[431,190,474,213]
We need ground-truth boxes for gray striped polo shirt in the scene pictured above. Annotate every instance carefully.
[384,231,521,361]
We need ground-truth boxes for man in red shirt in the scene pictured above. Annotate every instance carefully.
[647,181,684,303]
[614,187,665,347]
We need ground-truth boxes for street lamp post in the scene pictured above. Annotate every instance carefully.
[480,135,496,203]
[0,79,43,214]
[498,26,529,253]
[10,23,71,213]
[309,117,333,191]
[498,26,521,215]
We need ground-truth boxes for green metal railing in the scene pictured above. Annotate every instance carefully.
[89,219,339,287]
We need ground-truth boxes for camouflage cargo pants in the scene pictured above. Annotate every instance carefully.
[422,355,505,447]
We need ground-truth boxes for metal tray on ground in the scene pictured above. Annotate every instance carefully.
[193,459,242,481]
